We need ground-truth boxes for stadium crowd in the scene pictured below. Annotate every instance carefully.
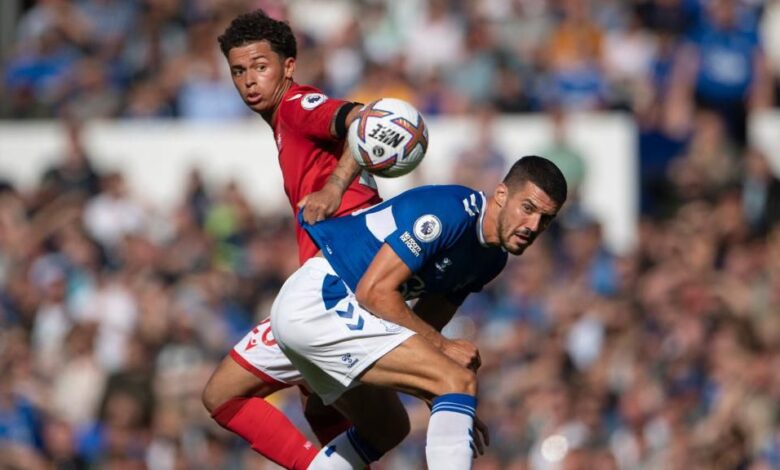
[2,0,780,468]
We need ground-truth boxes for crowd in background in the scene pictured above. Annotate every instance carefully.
[3,0,780,469]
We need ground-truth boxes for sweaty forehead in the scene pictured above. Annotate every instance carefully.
[513,182,559,214]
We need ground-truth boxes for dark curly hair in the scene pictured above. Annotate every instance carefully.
[503,156,568,207]
[218,9,297,59]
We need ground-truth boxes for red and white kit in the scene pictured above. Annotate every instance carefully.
[233,85,381,385]
[272,83,381,264]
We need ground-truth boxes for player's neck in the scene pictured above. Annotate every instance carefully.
[264,79,295,124]
[481,198,501,246]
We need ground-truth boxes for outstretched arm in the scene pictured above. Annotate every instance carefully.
[298,104,363,223]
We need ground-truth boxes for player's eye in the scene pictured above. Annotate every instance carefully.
[255,64,267,72]
[522,203,533,214]
[231,69,243,77]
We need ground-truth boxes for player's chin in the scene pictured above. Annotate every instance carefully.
[505,242,526,256]
[503,235,531,255]
[245,99,267,113]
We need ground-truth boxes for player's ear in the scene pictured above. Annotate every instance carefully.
[494,183,508,207]
[283,57,296,79]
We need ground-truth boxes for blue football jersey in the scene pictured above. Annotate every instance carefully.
[301,185,507,305]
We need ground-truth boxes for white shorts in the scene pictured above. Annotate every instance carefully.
[231,318,304,387]
[270,257,415,405]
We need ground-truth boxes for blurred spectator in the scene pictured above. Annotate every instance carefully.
[83,172,146,252]
[76,0,137,60]
[536,108,587,198]
[162,16,249,120]
[741,148,780,235]
[762,0,780,103]
[446,19,501,107]
[347,59,418,107]
[492,62,534,113]
[121,0,186,81]
[5,27,80,118]
[51,325,106,428]
[40,120,101,200]
[123,79,176,118]
[403,0,464,78]
[541,0,608,110]
[666,110,739,205]
[451,105,506,192]
[601,11,658,110]
[670,0,774,145]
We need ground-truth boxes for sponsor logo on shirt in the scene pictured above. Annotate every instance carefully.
[413,214,441,242]
[400,231,421,256]
[301,93,327,110]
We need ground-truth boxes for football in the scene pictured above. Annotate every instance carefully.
[347,98,428,178]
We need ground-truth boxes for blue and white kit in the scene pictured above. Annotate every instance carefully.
[262,185,507,403]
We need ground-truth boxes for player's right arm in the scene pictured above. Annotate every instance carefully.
[298,103,364,223]
[355,244,480,370]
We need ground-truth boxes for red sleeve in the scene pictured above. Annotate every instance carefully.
[277,90,350,142]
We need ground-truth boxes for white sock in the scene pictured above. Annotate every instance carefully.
[426,393,477,470]
[306,426,382,470]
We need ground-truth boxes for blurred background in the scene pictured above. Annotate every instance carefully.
[1,0,780,469]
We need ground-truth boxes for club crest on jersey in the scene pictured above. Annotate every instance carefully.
[413,215,441,242]
[301,93,327,110]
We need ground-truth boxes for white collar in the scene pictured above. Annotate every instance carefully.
[476,192,488,247]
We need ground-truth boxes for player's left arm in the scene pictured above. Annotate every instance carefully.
[299,103,364,223]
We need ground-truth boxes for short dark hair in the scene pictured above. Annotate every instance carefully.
[218,10,297,59]
[503,155,568,207]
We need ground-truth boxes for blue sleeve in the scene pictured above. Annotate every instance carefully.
[384,188,476,273]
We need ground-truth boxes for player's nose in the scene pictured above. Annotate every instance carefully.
[243,71,257,88]
[524,213,542,233]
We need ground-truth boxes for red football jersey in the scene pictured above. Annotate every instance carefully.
[272,84,382,263]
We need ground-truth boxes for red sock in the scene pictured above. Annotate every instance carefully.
[211,396,319,470]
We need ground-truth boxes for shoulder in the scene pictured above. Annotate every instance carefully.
[395,185,483,231]
[279,84,331,113]
[397,185,478,208]
[277,84,345,136]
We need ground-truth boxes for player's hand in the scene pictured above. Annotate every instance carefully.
[441,338,481,371]
[298,184,342,224]
[472,415,490,457]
